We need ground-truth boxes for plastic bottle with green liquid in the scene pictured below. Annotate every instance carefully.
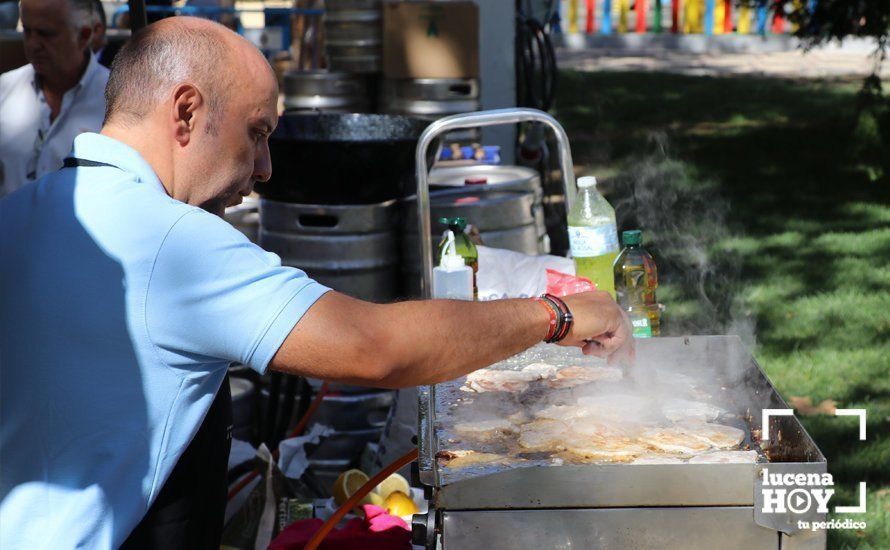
[613,229,661,337]
[567,176,619,298]
[437,217,478,299]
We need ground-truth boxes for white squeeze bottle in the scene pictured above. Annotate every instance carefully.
[433,230,473,300]
[567,176,620,298]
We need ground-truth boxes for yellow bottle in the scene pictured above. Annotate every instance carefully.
[567,176,619,298]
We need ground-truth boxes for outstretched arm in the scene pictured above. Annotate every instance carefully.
[269,290,632,388]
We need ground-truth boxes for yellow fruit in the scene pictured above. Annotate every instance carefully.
[384,490,418,517]
[360,491,385,508]
[373,472,411,501]
[331,469,369,506]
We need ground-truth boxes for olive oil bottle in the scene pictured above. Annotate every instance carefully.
[613,229,661,336]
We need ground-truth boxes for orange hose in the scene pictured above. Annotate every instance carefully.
[304,448,420,550]
[285,381,329,446]
[227,382,330,501]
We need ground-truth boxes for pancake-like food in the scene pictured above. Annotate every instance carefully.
[546,365,623,389]
[575,394,650,422]
[639,425,713,454]
[661,399,725,422]
[680,421,745,449]
[534,404,591,422]
[453,418,515,436]
[688,450,759,464]
[462,363,560,393]
[462,369,533,393]
[507,410,532,425]
[522,362,559,380]
[438,450,509,469]
[518,419,570,450]
[563,420,648,462]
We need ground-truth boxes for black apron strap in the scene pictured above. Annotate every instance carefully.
[62,157,117,169]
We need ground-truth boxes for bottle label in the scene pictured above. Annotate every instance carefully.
[568,224,619,257]
[631,317,653,338]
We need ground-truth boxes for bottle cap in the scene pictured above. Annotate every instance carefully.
[623,230,642,246]
[439,216,467,231]
[439,230,468,271]
[577,176,597,189]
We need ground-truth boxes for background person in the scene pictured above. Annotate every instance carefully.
[89,0,119,67]
[0,0,108,197]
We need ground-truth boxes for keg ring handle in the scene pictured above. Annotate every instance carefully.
[414,108,576,298]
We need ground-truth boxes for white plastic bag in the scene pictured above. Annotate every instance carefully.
[476,245,575,301]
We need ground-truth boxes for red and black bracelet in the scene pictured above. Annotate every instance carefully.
[536,294,574,344]
[535,297,559,341]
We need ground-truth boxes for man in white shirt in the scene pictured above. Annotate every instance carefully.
[0,0,109,197]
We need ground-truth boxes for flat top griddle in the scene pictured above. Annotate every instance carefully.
[418,336,825,510]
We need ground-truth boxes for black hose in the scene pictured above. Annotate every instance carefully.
[273,375,299,448]
[263,371,282,445]
[516,2,558,111]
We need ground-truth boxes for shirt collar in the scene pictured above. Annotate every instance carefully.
[70,133,169,196]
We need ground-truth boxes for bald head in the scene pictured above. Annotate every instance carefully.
[100,17,278,216]
[104,17,267,131]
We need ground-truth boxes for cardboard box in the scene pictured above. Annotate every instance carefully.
[383,1,479,79]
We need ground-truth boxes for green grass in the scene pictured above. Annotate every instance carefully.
[552,71,890,548]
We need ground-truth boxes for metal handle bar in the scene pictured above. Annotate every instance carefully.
[414,108,576,298]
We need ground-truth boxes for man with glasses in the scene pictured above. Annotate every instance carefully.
[0,0,108,197]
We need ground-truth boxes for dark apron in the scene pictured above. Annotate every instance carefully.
[63,158,234,549]
[121,376,232,549]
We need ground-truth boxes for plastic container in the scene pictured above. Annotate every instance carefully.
[567,176,620,298]
[613,229,660,337]
[437,217,478,299]
[433,230,474,300]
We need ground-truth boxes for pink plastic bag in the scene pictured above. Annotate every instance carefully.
[545,269,596,297]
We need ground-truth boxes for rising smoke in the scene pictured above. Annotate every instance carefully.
[604,132,757,347]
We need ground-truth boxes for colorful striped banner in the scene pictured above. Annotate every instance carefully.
[737,4,751,34]
[672,0,680,33]
[654,0,663,32]
[723,0,733,32]
[636,0,648,33]
[704,0,714,36]
[756,0,769,34]
[618,0,630,33]
[569,0,579,34]
[684,0,703,33]
[602,0,613,34]
[552,0,796,36]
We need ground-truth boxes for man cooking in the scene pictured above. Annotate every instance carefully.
[0,17,633,549]
[0,0,108,197]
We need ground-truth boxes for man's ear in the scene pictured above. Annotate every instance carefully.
[171,84,203,147]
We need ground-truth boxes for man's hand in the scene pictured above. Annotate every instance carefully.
[559,291,635,364]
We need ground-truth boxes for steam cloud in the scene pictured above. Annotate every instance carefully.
[604,132,757,348]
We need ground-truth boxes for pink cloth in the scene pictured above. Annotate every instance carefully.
[268,505,411,550]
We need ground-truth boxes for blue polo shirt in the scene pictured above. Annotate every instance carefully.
[0,133,329,548]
